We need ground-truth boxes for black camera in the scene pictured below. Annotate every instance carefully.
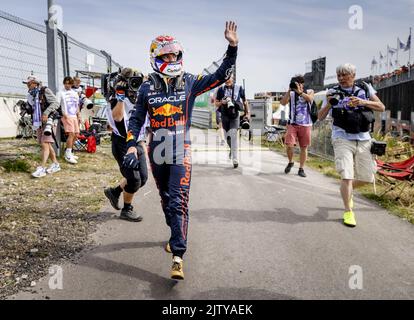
[327,90,345,106]
[240,117,250,130]
[101,70,143,103]
[371,140,387,156]
[289,81,298,90]
[289,76,304,91]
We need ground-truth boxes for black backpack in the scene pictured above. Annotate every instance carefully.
[307,101,318,124]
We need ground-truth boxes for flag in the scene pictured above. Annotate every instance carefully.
[388,47,397,55]
[398,38,406,50]
[404,35,411,51]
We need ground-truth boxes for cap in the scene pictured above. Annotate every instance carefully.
[22,75,40,84]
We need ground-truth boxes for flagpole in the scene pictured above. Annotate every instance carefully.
[409,27,412,77]
[397,38,399,67]
[387,45,389,73]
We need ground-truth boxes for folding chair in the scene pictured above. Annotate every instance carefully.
[73,134,88,152]
[376,168,414,205]
[376,155,414,171]
[264,125,286,148]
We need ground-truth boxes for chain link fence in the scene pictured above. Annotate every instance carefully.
[0,10,122,97]
[309,119,334,160]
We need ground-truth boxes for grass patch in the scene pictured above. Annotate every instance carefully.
[1,159,31,173]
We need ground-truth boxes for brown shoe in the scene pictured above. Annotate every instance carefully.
[171,257,184,280]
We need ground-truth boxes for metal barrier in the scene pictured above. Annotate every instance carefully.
[192,108,212,129]
[0,10,122,96]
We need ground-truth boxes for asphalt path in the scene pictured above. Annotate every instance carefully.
[10,129,414,300]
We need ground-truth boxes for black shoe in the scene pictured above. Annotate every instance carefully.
[284,162,294,174]
[120,205,143,222]
[104,187,121,210]
[233,159,239,168]
[298,168,307,178]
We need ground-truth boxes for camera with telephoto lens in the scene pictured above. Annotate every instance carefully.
[43,117,55,136]
[240,117,250,130]
[225,97,235,108]
[79,94,94,110]
[327,90,345,106]
[101,69,144,103]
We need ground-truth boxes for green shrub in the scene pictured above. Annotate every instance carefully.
[1,159,31,173]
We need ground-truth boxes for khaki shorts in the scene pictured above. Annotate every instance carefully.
[332,138,376,183]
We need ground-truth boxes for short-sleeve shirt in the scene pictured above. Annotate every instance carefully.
[324,84,377,141]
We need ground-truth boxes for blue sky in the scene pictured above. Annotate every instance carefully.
[1,0,413,97]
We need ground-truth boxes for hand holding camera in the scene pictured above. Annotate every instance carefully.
[326,90,344,106]
[224,97,235,108]
[349,96,366,107]
[290,82,303,95]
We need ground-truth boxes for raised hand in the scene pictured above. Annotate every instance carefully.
[224,21,238,47]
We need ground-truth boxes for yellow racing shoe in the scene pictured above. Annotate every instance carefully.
[171,256,184,280]
[343,210,356,227]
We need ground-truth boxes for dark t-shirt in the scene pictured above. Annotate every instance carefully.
[110,99,127,138]
[216,85,246,119]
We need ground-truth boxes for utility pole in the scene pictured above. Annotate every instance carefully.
[46,0,58,94]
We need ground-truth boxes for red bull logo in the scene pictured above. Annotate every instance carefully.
[180,145,192,187]
[152,104,183,117]
[151,115,186,129]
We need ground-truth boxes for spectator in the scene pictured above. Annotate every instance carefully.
[23,75,61,178]
[57,77,80,164]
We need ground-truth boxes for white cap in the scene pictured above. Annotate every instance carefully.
[23,75,40,84]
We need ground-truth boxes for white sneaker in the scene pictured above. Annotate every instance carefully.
[46,163,61,174]
[72,154,79,160]
[64,154,78,164]
[32,166,46,178]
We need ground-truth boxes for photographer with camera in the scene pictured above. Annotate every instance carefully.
[23,75,61,178]
[280,75,315,178]
[57,77,80,164]
[318,63,385,227]
[215,74,250,168]
[103,68,149,222]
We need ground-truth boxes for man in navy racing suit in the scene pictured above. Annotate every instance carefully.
[125,21,239,280]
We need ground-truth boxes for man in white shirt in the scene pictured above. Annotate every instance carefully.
[57,77,80,164]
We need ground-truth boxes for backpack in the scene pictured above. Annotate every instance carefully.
[87,135,96,153]
[307,101,318,124]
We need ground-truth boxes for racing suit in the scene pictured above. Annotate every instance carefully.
[127,45,237,258]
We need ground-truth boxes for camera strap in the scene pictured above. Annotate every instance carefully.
[289,91,298,124]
